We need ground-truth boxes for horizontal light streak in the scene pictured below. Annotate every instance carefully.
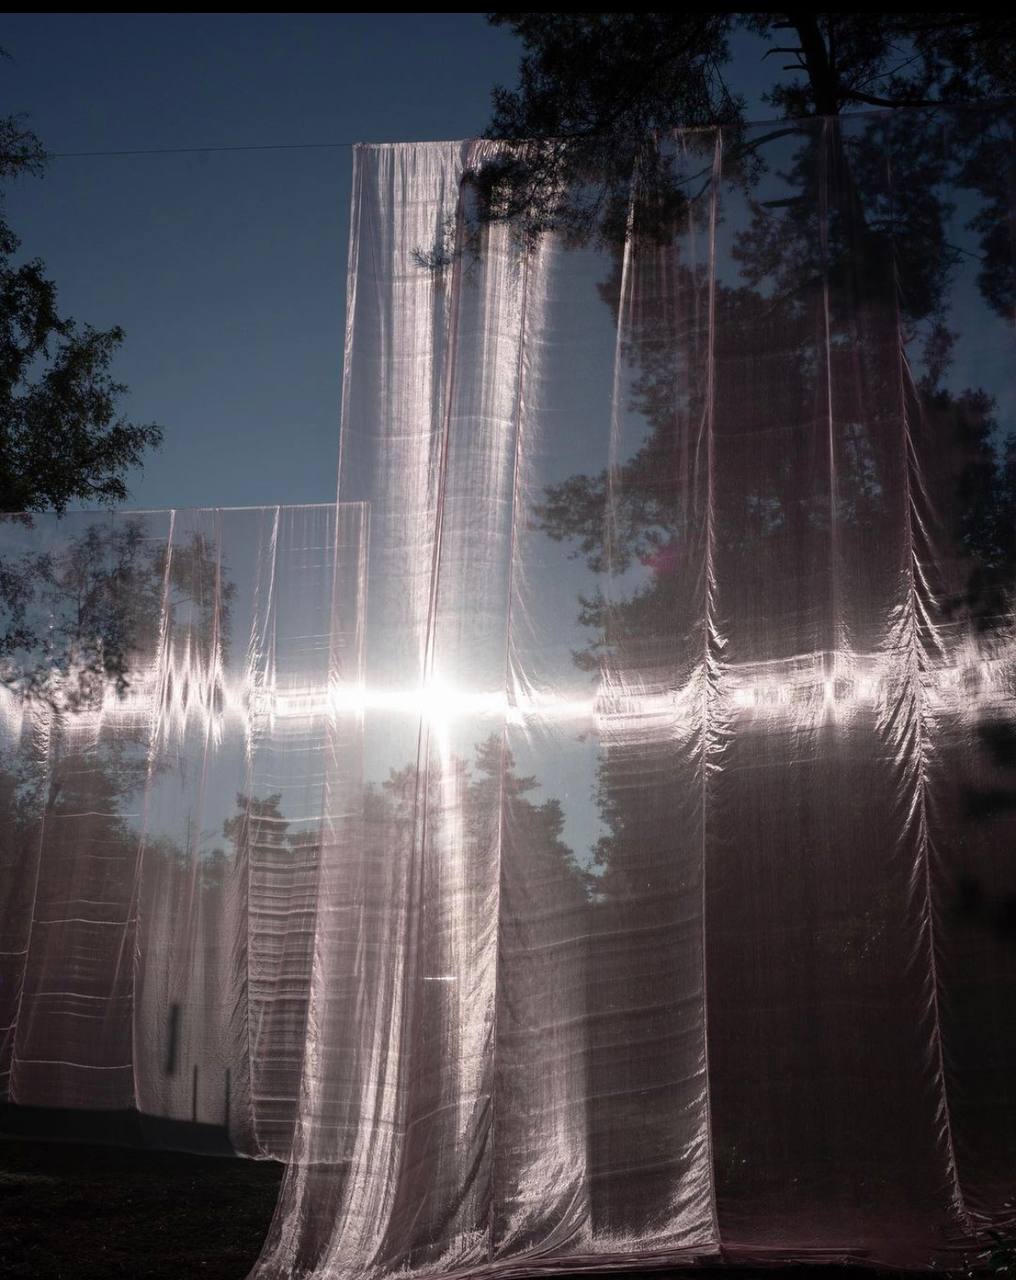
[0,645,1012,741]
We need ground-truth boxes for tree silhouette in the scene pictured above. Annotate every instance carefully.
[0,515,232,710]
[0,99,161,516]
[477,14,1015,271]
[0,520,236,1109]
[506,75,1016,1228]
[1,80,164,678]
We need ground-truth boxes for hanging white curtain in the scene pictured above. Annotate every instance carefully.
[1,105,1014,1277]
[0,503,366,1158]
[257,109,1016,1275]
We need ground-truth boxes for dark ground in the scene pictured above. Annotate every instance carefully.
[0,1135,1005,1280]
[0,1136,283,1279]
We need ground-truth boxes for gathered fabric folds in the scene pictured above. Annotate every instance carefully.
[0,504,367,1158]
[259,111,1015,1276]
[1,107,1015,1276]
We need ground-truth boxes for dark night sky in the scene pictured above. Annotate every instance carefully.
[1,13,783,513]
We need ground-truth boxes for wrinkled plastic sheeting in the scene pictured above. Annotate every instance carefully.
[258,111,1016,1277]
[0,503,367,1158]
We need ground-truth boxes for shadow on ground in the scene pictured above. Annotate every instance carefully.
[1,1135,1006,1280]
[0,1136,283,1279]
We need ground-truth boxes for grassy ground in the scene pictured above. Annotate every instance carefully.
[0,1137,283,1279]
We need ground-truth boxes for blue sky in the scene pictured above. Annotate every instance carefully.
[1,13,782,512]
[3,17,1010,864]
[1,14,523,509]
[5,15,1003,515]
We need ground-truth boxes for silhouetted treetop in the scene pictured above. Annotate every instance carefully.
[476,14,1015,250]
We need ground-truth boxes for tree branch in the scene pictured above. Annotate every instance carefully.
[787,12,838,115]
[841,89,945,109]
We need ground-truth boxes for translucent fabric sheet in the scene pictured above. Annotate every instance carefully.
[0,503,366,1158]
[260,109,1015,1276]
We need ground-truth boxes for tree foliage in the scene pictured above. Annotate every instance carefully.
[474,13,742,247]
[0,83,165,695]
[0,112,162,515]
[0,516,230,710]
[475,13,1016,248]
[480,16,1016,988]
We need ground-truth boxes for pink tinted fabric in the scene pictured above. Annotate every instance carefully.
[0,504,366,1159]
[1,107,1014,1279]
[260,112,1015,1275]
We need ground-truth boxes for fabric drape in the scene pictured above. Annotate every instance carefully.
[260,110,1015,1275]
[0,504,366,1159]
[1,105,1014,1277]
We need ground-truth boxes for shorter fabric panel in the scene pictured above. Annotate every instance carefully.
[0,503,367,1158]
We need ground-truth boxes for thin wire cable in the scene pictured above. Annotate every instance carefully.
[49,141,358,158]
[45,98,1016,160]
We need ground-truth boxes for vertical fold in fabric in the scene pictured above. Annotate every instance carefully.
[134,507,230,1134]
[0,505,359,1159]
[884,112,970,1234]
[570,129,722,1257]
[705,115,965,1263]
[2,105,1015,1279]
[10,512,172,1115]
[891,106,1016,1232]
[492,229,596,1263]
[0,512,61,1105]
[259,140,525,1276]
